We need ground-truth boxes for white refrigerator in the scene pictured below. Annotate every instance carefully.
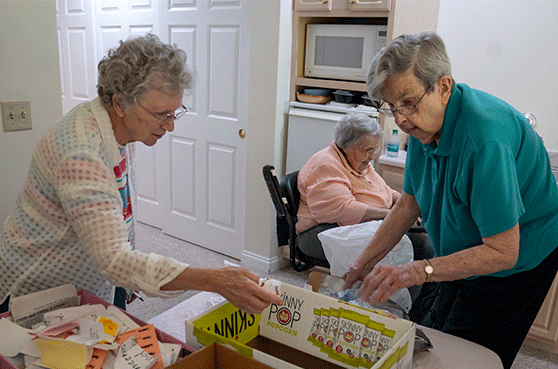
[285,102,379,174]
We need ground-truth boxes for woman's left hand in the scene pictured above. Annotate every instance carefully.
[359,263,422,306]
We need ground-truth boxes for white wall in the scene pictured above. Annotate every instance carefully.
[0,0,62,223]
[437,0,558,150]
[243,0,290,270]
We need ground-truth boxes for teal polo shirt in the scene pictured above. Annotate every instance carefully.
[403,83,558,277]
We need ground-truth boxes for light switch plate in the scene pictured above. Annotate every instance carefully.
[2,101,32,132]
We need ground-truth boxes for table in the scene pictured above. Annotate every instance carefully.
[148,291,503,369]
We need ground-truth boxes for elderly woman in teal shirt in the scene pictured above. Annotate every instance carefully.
[343,31,558,369]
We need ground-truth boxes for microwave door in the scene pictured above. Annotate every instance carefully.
[304,24,385,82]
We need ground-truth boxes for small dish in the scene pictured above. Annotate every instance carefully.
[296,92,332,104]
[303,88,331,96]
[333,90,356,104]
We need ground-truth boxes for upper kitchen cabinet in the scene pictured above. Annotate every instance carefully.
[289,0,441,101]
[295,0,391,12]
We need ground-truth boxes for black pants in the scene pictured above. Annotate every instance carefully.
[0,295,9,314]
[297,223,338,260]
[412,245,558,369]
[114,286,127,310]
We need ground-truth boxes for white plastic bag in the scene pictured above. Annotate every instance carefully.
[317,220,413,312]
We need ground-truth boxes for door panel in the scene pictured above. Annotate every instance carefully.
[56,0,96,114]
[208,27,239,117]
[136,143,166,229]
[206,143,236,230]
[170,138,196,219]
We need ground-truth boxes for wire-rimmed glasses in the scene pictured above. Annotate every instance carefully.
[138,104,188,125]
[377,86,430,117]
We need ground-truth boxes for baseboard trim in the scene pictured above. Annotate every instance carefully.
[240,249,289,273]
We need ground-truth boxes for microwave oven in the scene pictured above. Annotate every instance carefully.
[304,24,387,82]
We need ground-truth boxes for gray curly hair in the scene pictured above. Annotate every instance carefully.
[334,112,383,150]
[97,33,193,110]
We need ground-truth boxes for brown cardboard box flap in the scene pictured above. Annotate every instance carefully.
[167,342,274,369]
[308,271,326,292]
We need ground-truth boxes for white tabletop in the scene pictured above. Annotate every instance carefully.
[148,291,503,369]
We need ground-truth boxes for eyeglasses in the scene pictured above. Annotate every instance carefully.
[378,86,430,117]
[138,103,188,125]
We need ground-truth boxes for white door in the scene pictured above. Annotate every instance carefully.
[154,1,247,258]
[56,0,97,114]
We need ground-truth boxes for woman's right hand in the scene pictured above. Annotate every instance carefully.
[342,262,365,289]
[211,267,284,315]
[162,266,283,315]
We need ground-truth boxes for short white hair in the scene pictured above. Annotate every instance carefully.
[334,112,383,150]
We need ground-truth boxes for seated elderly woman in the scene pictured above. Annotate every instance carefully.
[296,112,401,260]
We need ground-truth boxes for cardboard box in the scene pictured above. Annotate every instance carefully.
[185,273,415,369]
[0,289,196,369]
[167,342,274,369]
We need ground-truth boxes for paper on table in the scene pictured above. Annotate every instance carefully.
[0,318,35,357]
[105,305,141,332]
[115,324,164,369]
[101,350,117,369]
[159,342,182,367]
[65,318,117,347]
[85,348,107,369]
[10,284,79,328]
[114,337,159,369]
[43,304,106,327]
[35,337,92,369]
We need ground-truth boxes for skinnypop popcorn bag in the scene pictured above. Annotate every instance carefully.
[307,308,322,345]
[316,308,331,349]
[324,308,340,351]
[359,319,385,368]
[330,308,369,366]
[376,327,396,362]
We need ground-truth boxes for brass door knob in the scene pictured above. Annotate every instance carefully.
[238,129,246,138]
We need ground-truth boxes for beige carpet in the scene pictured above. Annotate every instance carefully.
[127,222,558,369]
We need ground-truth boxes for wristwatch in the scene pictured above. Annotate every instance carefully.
[423,259,434,283]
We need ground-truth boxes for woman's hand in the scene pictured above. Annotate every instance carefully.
[342,262,365,289]
[211,267,284,315]
[162,266,283,315]
[359,262,423,306]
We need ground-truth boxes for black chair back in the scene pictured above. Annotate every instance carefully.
[263,165,321,271]
[262,165,288,218]
[280,170,300,217]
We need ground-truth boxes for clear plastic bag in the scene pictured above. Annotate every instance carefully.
[317,220,413,312]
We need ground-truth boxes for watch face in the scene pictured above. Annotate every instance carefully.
[425,266,434,274]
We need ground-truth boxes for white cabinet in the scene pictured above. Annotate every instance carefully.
[294,0,391,12]
[294,0,333,12]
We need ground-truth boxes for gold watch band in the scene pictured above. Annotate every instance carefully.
[423,259,434,283]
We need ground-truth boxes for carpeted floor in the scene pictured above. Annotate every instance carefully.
[127,222,558,369]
